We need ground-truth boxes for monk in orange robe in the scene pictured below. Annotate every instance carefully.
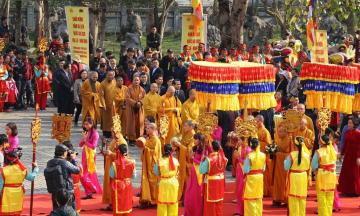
[172,120,195,204]
[99,71,116,137]
[80,72,100,128]
[125,75,146,145]
[139,122,162,208]
[112,76,127,137]
[157,86,182,144]
[255,114,273,196]
[271,126,290,207]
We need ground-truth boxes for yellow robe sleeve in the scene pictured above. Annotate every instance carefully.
[144,94,157,117]
[99,82,106,108]
[113,86,126,108]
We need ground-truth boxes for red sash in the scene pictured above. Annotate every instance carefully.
[319,164,335,172]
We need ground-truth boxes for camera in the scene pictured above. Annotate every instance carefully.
[4,147,23,165]
[67,149,78,157]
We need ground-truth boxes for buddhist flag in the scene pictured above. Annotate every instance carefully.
[191,0,204,35]
[307,17,316,50]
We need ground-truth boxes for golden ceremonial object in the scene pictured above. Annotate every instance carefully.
[281,107,303,152]
[51,113,73,144]
[136,137,146,149]
[0,38,4,53]
[37,28,48,52]
[159,101,169,147]
[112,101,123,144]
[235,100,257,151]
[197,100,218,152]
[318,94,331,134]
[30,104,41,216]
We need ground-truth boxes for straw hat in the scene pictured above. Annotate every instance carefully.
[72,55,82,63]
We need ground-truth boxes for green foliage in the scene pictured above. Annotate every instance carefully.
[284,0,360,34]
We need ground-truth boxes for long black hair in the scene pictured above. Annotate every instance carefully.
[193,133,205,154]
[118,144,128,156]
[250,138,260,151]
[163,144,172,157]
[295,136,304,165]
[212,140,221,152]
[320,134,331,145]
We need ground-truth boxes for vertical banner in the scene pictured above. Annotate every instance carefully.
[65,6,90,66]
[356,31,360,63]
[181,14,207,53]
[311,30,328,64]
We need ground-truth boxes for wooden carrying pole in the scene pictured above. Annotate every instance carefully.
[30,104,41,216]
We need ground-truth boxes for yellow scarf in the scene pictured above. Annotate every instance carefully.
[85,145,97,174]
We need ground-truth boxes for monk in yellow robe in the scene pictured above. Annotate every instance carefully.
[125,75,146,144]
[112,76,127,137]
[255,114,273,197]
[297,104,315,133]
[172,120,195,204]
[272,126,290,207]
[81,72,100,128]
[101,130,127,210]
[180,90,200,137]
[293,118,314,187]
[157,86,182,144]
[139,122,162,208]
[143,83,161,125]
[99,70,116,137]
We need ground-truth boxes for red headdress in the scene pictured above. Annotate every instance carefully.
[116,149,126,169]
[240,44,247,48]
[7,154,27,171]
[265,43,272,48]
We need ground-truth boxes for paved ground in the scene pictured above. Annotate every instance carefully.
[0,96,343,196]
[0,97,235,195]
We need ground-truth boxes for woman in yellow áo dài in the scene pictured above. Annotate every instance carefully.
[311,135,337,216]
[243,138,266,216]
[154,144,180,216]
[284,136,310,216]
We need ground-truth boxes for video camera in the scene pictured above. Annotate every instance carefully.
[67,149,78,158]
[4,147,23,165]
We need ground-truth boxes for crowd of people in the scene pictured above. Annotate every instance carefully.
[0,23,360,216]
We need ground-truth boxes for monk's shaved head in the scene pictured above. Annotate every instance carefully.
[166,86,175,97]
[150,83,158,93]
[189,89,196,101]
[167,86,175,92]
[297,103,305,114]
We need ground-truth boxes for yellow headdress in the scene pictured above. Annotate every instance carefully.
[294,136,310,156]
[320,136,337,161]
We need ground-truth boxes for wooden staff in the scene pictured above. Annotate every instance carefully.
[101,138,109,169]
[30,104,41,216]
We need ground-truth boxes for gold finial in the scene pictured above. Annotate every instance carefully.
[243,100,249,120]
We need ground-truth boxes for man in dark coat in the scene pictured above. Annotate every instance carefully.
[174,57,189,92]
[146,26,161,50]
[57,63,74,114]
[159,49,176,85]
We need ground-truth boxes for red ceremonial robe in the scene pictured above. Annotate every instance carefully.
[0,65,8,111]
[112,158,135,216]
[72,164,83,213]
[203,151,228,216]
[338,129,360,195]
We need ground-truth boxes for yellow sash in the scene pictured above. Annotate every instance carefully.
[193,163,203,185]
[85,145,97,174]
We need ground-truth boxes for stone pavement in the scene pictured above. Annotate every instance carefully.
[0,97,235,195]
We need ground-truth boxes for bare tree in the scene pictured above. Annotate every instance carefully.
[14,0,21,46]
[261,0,288,39]
[0,0,9,22]
[34,0,44,47]
[156,0,174,52]
[43,0,51,40]
[230,0,249,47]
[99,0,107,48]
[146,3,154,33]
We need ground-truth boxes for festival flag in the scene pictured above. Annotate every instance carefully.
[307,17,316,50]
[307,0,315,18]
[306,0,316,50]
[191,0,204,35]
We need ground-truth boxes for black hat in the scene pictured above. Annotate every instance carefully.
[105,51,112,56]
[19,42,27,47]
[167,49,174,53]
[15,50,24,55]
[55,144,69,154]
[1,16,7,21]
[96,48,102,52]
[127,47,135,52]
